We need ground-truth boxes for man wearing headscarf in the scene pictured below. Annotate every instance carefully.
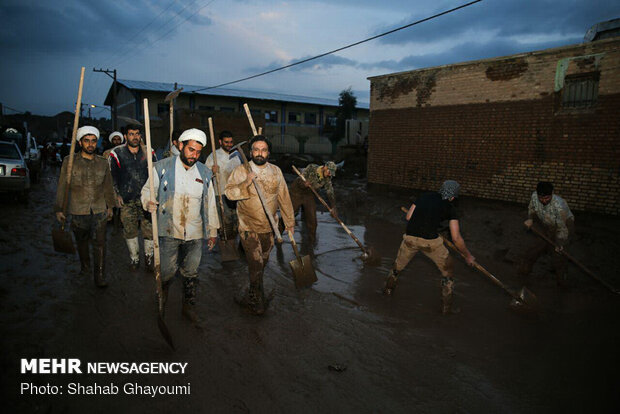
[519,181,574,285]
[384,180,475,315]
[54,126,117,287]
[142,128,219,324]
[287,161,338,243]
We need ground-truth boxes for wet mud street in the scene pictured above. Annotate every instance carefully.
[2,166,619,413]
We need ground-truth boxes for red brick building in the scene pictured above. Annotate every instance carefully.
[367,37,620,215]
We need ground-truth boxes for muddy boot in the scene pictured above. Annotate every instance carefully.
[76,240,91,277]
[182,278,200,324]
[383,269,399,296]
[126,237,140,271]
[441,277,459,315]
[144,239,154,273]
[235,282,265,316]
[92,245,108,288]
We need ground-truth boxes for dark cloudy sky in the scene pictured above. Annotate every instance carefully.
[0,0,617,117]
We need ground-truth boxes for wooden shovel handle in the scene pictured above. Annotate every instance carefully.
[530,225,618,293]
[291,165,366,253]
[208,117,228,240]
[61,67,85,217]
[287,229,303,264]
[243,103,258,136]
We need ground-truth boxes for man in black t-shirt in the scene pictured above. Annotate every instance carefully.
[384,180,476,315]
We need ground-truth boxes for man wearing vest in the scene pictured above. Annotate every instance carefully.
[141,128,219,323]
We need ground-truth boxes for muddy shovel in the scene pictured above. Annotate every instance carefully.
[291,165,380,265]
[144,98,175,350]
[208,117,239,262]
[287,229,317,288]
[441,236,539,313]
[53,67,85,255]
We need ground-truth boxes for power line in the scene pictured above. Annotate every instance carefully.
[110,0,215,67]
[189,0,483,93]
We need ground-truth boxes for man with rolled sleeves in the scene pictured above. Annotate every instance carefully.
[225,135,295,315]
[54,126,117,287]
[142,128,219,323]
[109,124,157,270]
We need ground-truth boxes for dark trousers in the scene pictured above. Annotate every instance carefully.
[289,186,317,240]
[71,212,107,248]
[160,237,203,283]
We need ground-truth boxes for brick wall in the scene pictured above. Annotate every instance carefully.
[368,38,620,215]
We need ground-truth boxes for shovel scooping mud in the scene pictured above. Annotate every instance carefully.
[291,165,380,265]
[287,229,317,288]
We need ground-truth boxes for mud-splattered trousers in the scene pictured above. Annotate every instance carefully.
[71,212,107,265]
[120,199,153,240]
[160,237,202,304]
[239,231,275,285]
[288,166,335,241]
[393,234,455,302]
[519,219,570,280]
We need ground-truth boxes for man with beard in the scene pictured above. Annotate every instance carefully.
[225,135,295,315]
[383,180,475,315]
[54,126,117,287]
[142,128,219,323]
[286,161,338,243]
[103,131,124,158]
[519,181,574,286]
[205,130,242,248]
[110,124,157,270]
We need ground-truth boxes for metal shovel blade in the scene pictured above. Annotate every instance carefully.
[219,239,240,262]
[289,255,317,289]
[508,286,539,315]
[52,226,75,254]
[362,246,381,266]
[157,314,175,350]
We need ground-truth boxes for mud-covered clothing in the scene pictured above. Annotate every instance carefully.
[290,163,336,206]
[54,153,116,215]
[406,192,458,239]
[205,148,242,195]
[109,145,156,203]
[394,234,454,277]
[289,185,318,239]
[240,231,275,283]
[160,237,202,282]
[120,199,153,240]
[519,231,568,279]
[141,155,219,241]
[71,212,107,246]
[225,161,294,233]
[528,192,574,244]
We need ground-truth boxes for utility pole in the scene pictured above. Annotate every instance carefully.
[93,68,118,130]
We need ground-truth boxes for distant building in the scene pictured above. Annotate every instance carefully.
[367,35,620,215]
[104,80,369,153]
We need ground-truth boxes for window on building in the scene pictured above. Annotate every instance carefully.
[265,110,278,123]
[325,116,337,127]
[219,107,235,112]
[304,112,316,125]
[288,112,301,124]
[157,103,168,116]
[198,105,214,111]
[561,72,599,109]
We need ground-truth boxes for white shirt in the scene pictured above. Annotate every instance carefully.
[142,157,219,241]
[205,148,242,195]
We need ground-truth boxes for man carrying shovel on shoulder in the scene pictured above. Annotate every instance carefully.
[384,180,476,315]
[141,128,219,324]
[225,135,295,315]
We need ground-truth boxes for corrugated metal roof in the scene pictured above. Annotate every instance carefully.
[113,79,369,109]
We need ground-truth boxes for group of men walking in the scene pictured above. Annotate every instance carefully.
[55,123,575,320]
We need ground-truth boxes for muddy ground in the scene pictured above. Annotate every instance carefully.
[1,164,619,413]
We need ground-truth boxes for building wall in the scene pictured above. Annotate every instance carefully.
[368,38,620,215]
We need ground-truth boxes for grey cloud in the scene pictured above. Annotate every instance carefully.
[247,54,359,73]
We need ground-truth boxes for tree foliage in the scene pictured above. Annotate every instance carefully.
[331,87,357,143]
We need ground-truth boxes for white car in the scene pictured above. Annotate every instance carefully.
[0,140,30,202]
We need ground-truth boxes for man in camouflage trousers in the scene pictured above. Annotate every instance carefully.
[520,181,575,286]
[55,126,117,287]
[287,161,337,243]
[109,124,157,270]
